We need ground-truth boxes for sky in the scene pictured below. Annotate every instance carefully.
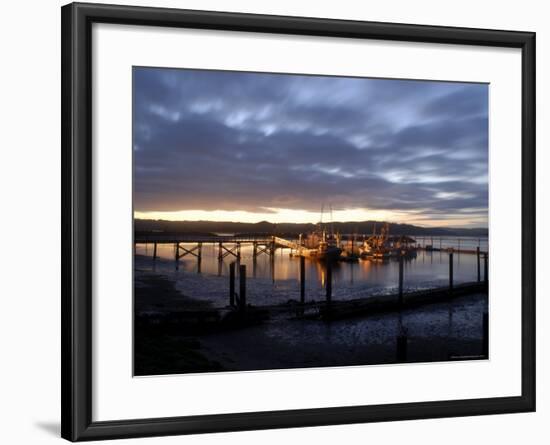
[133,67,488,228]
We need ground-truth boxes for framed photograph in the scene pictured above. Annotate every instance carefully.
[61,2,536,441]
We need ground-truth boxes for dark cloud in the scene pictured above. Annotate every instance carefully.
[133,67,488,226]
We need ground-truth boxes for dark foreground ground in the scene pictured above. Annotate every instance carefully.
[134,272,488,376]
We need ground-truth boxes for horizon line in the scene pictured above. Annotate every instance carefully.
[134,217,488,231]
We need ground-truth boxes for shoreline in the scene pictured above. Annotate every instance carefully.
[134,269,488,376]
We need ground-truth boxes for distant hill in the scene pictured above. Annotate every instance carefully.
[134,219,488,237]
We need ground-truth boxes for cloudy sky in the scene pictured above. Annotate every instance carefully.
[133,67,488,228]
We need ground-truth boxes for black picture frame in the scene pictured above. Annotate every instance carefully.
[61,2,536,441]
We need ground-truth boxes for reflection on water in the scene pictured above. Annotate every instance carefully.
[135,237,488,308]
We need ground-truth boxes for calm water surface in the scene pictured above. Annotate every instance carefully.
[135,236,488,309]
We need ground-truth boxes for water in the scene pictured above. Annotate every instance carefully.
[135,236,488,309]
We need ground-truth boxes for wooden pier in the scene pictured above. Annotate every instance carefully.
[134,233,332,266]
[135,233,281,267]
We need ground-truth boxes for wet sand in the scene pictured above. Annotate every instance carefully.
[134,270,488,376]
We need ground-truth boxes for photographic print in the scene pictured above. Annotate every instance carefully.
[133,67,489,376]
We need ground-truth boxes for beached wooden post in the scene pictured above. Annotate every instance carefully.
[229,262,235,306]
[300,256,305,306]
[325,261,333,305]
[253,242,257,258]
[153,242,157,259]
[396,333,407,362]
[449,252,454,293]
[482,312,489,358]
[239,264,247,312]
[398,253,404,306]
[476,246,481,282]
[484,253,488,286]
[218,242,222,261]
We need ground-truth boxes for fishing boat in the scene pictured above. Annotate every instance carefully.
[341,233,360,262]
[359,223,418,260]
[300,229,342,261]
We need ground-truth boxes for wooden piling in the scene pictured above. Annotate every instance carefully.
[300,256,305,306]
[325,261,332,305]
[153,242,157,260]
[449,252,454,293]
[398,253,404,306]
[396,334,407,362]
[484,253,488,286]
[175,243,179,270]
[476,246,481,282]
[482,312,489,358]
[229,262,235,306]
[239,264,247,312]
[218,242,222,261]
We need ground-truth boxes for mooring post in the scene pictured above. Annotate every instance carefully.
[153,242,157,260]
[175,243,179,270]
[239,264,247,312]
[325,261,333,305]
[300,256,305,308]
[397,332,407,362]
[476,246,481,282]
[253,242,257,258]
[229,262,235,307]
[398,252,404,306]
[196,243,202,274]
[484,253,488,286]
[218,241,222,261]
[482,312,489,358]
[449,252,454,293]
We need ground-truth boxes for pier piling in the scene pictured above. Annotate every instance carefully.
[398,253,404,306]
[396,334,408,362]
[482,312,489,358]
[300,256,305,306]
[325,262,333,305]
[239,264,247,312]
[449,252,454,293]
[153,242,157,260]
[229,262,235,306]
[484,254,488,286]
[476,247,481,282]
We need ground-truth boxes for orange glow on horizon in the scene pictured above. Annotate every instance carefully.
[134,207,487,229]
